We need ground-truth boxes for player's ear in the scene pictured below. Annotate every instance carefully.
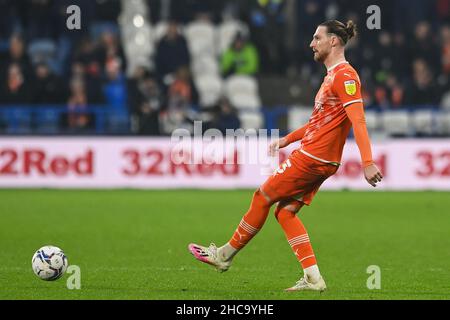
[330,35,338,47]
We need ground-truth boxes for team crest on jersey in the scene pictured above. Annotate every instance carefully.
[344,80,357,96]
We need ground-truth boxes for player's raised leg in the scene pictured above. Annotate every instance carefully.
[274,199,326,292]
[188,188,274,272]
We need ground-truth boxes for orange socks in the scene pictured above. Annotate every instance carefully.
[275,204,317,269]
[228,191,317,274]
[229,189,271,250]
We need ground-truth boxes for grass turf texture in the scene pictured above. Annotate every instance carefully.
[0,189,449,300]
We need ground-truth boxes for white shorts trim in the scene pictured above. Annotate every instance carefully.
[300,149,340,167]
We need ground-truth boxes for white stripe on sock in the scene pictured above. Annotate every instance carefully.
[288,234,309,245]
[239,219,259,234]
[290,239,310,247]
[239,221,258,235]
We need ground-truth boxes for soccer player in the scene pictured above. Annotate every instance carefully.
[188,20,383,291]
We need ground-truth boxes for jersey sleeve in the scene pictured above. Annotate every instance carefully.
[345,104,374,168]
[284,123,308,144]
[332,69,363,108]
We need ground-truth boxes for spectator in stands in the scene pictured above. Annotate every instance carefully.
[167,66,198,109]
[159,107,197,135]
[32,62,67,104]
[160,67,199,135]
[211,97,241,134]
[374,74,405,109]
[0,63,31,104]
[409,21,440,74]
[72,37,106,104]
[155,20,191,86]
[71,61,104,104]
[440,90,450,110]
[440,25,450,109]
[406,58,441,106]
[102,56,127,111]
[386,75,405,107]
[0,33,32,79]
[127,65,150,116]
[73,37,102,78]
[67,76,91,131]
[441,25,450,75]
[135,74,163,135]
[97,30,126,75]
[374,32,395,79]
[127,66,162,135]
[246,0,286,74]
[220,32,259,77]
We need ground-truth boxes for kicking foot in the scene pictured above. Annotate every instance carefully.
[285,275,327,292]
[188,243,231,272]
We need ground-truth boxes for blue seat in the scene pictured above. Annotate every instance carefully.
[34,108,61,134]
[3,107,33,134]
[0,109,8,133]
[106,110,130,134]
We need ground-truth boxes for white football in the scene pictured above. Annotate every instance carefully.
[32,246,68,281]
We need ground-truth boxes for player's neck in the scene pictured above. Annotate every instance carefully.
[324,53,347,72]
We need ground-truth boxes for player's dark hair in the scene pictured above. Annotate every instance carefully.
[320,20,357,45]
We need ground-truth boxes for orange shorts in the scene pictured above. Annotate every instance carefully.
[261,150,339,205]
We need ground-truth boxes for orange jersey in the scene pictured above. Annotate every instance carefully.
[299,61,363,164]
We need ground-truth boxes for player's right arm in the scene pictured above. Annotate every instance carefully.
[268,123,308,156]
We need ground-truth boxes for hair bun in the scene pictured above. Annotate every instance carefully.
[345,20,357,39]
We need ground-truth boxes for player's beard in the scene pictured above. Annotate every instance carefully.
[313,50,328,63]
[313,44,333,63]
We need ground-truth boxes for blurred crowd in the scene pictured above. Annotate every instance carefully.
[0,0,449,135]
[293,0,450,109]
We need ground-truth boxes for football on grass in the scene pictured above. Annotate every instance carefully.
[32,246,68,281]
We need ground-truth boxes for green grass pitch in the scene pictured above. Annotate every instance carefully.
[0,189,449,300]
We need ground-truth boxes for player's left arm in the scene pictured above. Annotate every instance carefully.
[333,70,383,187]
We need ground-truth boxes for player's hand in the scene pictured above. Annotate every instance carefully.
[268,137,289,157]
[364,164,383,187]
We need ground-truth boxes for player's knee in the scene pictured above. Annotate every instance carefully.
[275,206,290,223]
[254,188,273,206]
[274,201,302,222]
[274,204,292,222]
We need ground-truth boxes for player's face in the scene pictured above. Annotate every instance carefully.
[310,26,332,62]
